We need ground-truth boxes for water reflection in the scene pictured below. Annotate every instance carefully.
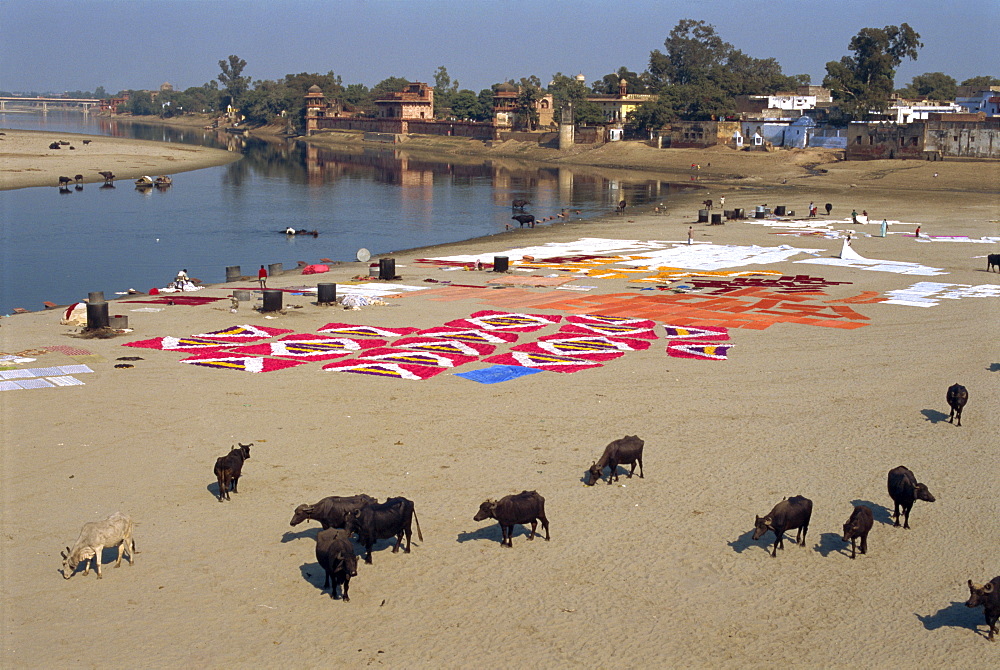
[1,112,696,313]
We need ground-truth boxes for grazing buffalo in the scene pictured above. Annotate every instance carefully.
[473,490,550,548]
[841,505,874,559]
[753,496,812,558]
[702,199,713,210]
[58,176,72,188]
[586,435,644,485]
[966,577,1000,641]
[512,199,530,210]
[511,214,535,228]
[98,171,115,183]
[824,203,833,215]
[887,466,935,529]
[315,528,358,602]
[347,497,422,564]
[615,199,627,214]
[61,512,136,579]
[214,442,252,502]
[947,383,968,426]
[988,254,1000,272]
[290,494,377,530]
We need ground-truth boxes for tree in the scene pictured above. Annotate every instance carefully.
[218,54,250,108]
[371,76,409,99]
[548,73,601,125]
[896,72,957,100]
[960,75,1000,89]
[433,65,459,118]
[476,88,496,122]
[93,86,108,99]
[646,19,732,88]
[592,67,645,94]
[823,24,922,119]
[125,90,156,116]
[515,81,542,130]
[449,89,482,120]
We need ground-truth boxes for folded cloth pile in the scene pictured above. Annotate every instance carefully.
[341,294,388,310]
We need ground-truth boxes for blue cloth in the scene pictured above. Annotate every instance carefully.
[454,364,543,384]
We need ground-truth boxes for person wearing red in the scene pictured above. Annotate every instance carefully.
[258,265,267,289]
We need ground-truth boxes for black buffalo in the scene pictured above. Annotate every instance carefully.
[315,528,358,602]
[753,495,812,558]
[214,443,252,502]
[511,214,535,228]
[473,490,550,548]
[615,199,627,214]
[347,497,422,565]
[947,383,968,426]
[841,505,874,559]
[887,466,935,529]
[290,494,377,530]
[987,254,1000,273]
[966,577,1000,641]
[512,199,530,210]
[586,435,644,485]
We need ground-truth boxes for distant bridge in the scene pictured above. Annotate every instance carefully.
[0,97,102,113]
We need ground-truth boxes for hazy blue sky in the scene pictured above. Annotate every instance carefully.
[1,0,994,95]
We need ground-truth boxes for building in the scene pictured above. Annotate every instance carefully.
[845,122,926,160]
[887,99,963,123]
[657,120,742,148]
[492,83,555,130]
[586,79,657,125]
[955,86,1000,117]
[374,82,434,119]
[924,112,1000,159]
[735,86,831,117]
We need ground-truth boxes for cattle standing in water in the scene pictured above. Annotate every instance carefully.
[473,490,550,548]
[752,496,812,558]
[586,435,644,485]
[347,497,422,565]
[947,383,968,426]
[887,466,935,529]
[214,442,252,502]
[966,577,1000,641]
[511,214,535,228]
[841,505,874,559]
[61,512,136,579]
[987,254,1000,273]
[290,494,377,530]
[512,199,530,210]
[315,528,358,602]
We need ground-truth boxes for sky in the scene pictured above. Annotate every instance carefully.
[1,0,995,95]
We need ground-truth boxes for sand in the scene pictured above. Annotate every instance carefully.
[0,128,240,190]
[1,129,999,668]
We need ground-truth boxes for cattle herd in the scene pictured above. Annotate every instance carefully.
[59,385,997,641]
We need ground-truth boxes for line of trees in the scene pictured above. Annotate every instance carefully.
[65,19,998,132]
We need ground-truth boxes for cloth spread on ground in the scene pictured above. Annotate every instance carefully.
[795,254,946,276]
[179,354,309,373]
[321,359,447,380]
[514,334,651,359]
[415,327,519,344]
[667,341,734,360]
[122,336,233,353]
[445,310,563,332]
[486,276,577,287]
[662,325,730,340]
[318,323,420,338]
[122,296,222,305]
[356,347,478,368]
[881,282,1000,307]
[392,337,496,357]
[228,334,386,360]
[484,351,604,373]
[195,324,294,341]
[454,365,544,384]
[0,364,93,379]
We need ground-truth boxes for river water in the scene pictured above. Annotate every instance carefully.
[1,112,690,314]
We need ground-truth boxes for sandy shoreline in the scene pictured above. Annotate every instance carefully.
[0,128,240,190]
[1,127,999,667]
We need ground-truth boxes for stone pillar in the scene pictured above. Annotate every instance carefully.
[558,103,574,150]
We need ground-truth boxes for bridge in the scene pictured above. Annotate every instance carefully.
[0,97,103,114]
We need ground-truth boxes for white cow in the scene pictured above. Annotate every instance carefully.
[61,512,136,579]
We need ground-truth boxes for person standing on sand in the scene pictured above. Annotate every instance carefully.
[258,265,268,289]
[851,209,858,224]
[915,225,921,238]
[808,201,815,217]
[688,226,694,245]
[880,219,888,237]
[718,196,725,208]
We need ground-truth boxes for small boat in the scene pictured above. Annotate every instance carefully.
[154,175,172,187]
[135,176,154,187]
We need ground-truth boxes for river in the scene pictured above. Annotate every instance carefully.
[1,112,690,314]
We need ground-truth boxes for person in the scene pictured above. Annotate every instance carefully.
[862,210,868,220]
[851,209,858,224]
[808,201,815,217]
[915,225,921,238]
[718,196,725,208]
[258,265,268,289]
[175,268,188,282]
[688,226,693,245]
[880,219,888,237]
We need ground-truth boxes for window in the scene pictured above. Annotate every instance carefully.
[855,135,862,144]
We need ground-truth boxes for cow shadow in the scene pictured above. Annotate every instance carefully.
[915,601,982,637]
[920,409,949,424]
[456,524,534,545]
[814,532,848,558]
[206,482,222,501]
[851,499,893,526]
[988,363,1000,372]
[281,527,321,543]
[727,529,761,554]
[299,561,346,599]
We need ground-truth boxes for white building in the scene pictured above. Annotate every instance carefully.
[888,101,963,123]
[955,87,1000,117]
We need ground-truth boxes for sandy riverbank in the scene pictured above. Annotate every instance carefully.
[0,128,241,190]
[1,146,998,668]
